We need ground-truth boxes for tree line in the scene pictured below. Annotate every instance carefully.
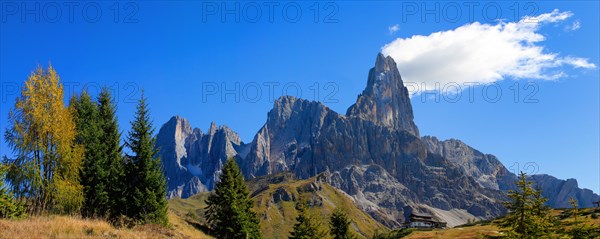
[0,65,168,226]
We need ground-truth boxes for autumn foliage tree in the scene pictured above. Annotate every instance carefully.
[2,65,84,214]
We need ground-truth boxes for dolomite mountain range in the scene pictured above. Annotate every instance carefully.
[155,53,599,227]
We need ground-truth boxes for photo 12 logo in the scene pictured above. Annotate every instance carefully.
[201,1,339,23]
[1,81,141,104]
[200,81,339,104]
[401,1,539,23]
[407,81,540,103]
[1,1,139,23]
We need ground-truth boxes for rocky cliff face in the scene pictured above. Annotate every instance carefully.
[241,96,333,178]
[421,136,516,191]
[156,53,599,227]
[156,116,248,198]
[421,136,599,208]
[528,175,599,208]
[346,53,420,137]
[241,95,505,226]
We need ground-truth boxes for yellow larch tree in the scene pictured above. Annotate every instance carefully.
[3,64,83,214]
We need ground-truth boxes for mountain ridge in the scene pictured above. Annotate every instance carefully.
[156,53,598,227]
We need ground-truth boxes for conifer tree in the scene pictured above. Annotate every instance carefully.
[566,198,596,239]
[0,164,25,219]
[72,91,108,217]
[289,202,325,239]
[500,171,554,238]
[97,87,126,221]
[205,158,262,239]
[530,186,554,236]
[124,91,168,225]
[3,65,83,214]
[329,208,355,239]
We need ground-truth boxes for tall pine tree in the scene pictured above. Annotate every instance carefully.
[205,158,262,239]
[124,91,168,225]
[72,91,108,217]
[329,208,355,239]
[97,87,126,221]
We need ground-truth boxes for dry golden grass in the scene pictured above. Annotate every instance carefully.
[167,209,214,239]
[404,225,501,239]
[0,211,212,239]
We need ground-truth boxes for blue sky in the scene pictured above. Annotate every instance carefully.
[1,1,598,193]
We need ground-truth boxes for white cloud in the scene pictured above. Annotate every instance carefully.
[568,20,581,31]
[524,9,572,23]
[381,9,595,95]
[388,24,400,35]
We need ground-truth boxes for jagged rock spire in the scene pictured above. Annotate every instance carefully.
[347,53,419,136]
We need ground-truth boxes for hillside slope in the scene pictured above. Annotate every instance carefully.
[169,173,388,239]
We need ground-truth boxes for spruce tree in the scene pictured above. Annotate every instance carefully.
[329,208,355,239]
[97,87,126,221]
[289,202,325,239]
[205,158,262,239]
[124,92,168,225]
[73,91,108,217]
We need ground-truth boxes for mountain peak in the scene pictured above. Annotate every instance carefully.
[208,121,218,134]
[374,52,396,73]
[162,115,192,136]
[347,53,419,136]
[267,96,329,128]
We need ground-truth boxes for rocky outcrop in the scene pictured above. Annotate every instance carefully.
[422,136,599,208]
[241,96,332,178]
[156,116,248,198]
[529,174,599,208]
[240,95,505,226]
[346,53,419,137]
[421,136,516,191]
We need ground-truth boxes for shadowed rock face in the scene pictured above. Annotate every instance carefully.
[156,53,598,227]
[156,116,248,198]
